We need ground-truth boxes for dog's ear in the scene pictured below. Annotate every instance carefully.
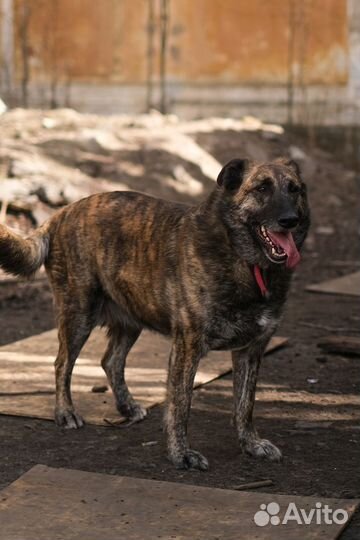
[285,159,301,177]
[217,159,250,192]
[274,157,301,178]
[275,157,301,177]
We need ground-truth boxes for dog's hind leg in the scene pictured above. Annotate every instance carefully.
[232,340,282,462]
[54,310,94,429]
[101,326,147,425]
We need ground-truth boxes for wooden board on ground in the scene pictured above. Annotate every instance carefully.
[306,271,360,297]
[0,328,287,426]
[0,465,357,540]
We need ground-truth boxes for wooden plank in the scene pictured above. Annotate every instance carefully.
[318,336,360,356]
[306,271,360,297]
[0,465,357,540]
[0,329,287,426]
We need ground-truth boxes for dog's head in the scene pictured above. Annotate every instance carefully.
[216,157,310,268]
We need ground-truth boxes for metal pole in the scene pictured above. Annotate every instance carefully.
[159,0,169,114]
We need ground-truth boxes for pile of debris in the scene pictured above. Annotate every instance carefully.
[0,108,288,232]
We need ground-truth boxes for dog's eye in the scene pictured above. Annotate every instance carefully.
[288,182,301,194]
[256,181,271,193]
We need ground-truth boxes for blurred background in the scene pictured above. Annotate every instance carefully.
[1,0,359,124]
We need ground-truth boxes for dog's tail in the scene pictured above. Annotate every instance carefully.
[0,222,50,278]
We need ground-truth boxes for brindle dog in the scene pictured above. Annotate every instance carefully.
[0,157,309,470]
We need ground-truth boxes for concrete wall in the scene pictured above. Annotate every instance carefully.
[1,0,359,124]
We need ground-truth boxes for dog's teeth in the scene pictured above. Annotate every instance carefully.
[271,247,276,254]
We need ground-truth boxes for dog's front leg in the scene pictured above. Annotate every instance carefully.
[165,332,208,471]
[232,341,282,461]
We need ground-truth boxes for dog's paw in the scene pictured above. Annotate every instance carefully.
[242,438,282,462]
[170,449,209,471]
[118,402,147,425]
[55,408,84,429]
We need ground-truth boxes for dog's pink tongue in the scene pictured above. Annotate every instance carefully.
[267,231,301,269]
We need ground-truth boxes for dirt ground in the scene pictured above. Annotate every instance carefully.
[0,117,359,538]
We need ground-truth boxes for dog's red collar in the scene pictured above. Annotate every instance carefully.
[253,265,268,297]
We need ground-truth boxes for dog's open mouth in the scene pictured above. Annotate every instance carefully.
[256,225,301,268]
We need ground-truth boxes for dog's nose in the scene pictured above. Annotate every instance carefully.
[278,213,299,229]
